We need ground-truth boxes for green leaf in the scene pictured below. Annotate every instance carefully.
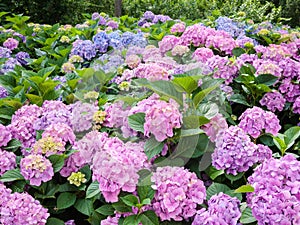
[180,128,204,137]
[10,180,26,193]
[193,79,223,107]
[255,74,278,86]
[141,198,151,205]
[229,94,250,106]
[3,139,22,152]
[57,192,77,209]
[86,181,101,199]
[284,126,300,150]
[240,207,257,224]
[137,181,155,202]
[133,79,183,106]
[123,215,140,225]
[26,94,43,106]
[225,172,245,183]
[172,76,198,94]
[144,136,164,160]
[112,200,133,213]
[0,169,24,182]
[139,210,159,225]
[46,217,65,225]
[48,154,65,173]
[232,47,246,57]
[206,183,230,200]
[128,113,146,133]
[234,184,254,193]
[74,199,93,216]
[121,194,139,207]
[206,166,224,180]
[197,102,219,119]
[273,135,287,154]
[95,205,115,216]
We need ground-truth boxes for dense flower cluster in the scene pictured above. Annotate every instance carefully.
[259,91,286,112]
[247,155,300,225]
[15,51,30,65]
[1,58,21,74]
[0,46,11,58]
[138,11,171,27]
[0,187,49,225]
[238,106,281,138]
[0,149,16,176]
[293,97,300,114]
[129,94,182,141]
[192,193,241,225]
[151,166,206,221]
[0,124,12,147]
[212,126,271,175]
[3,37,19,50]
[20,154,54,186]
[32,136,65,156]
[42,122,76,146]
[70,40,97,60]
[202,113,228,142]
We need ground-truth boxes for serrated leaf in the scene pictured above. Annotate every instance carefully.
[172,76,198,94]
[112,200,133,213]
[128,113,145,132]
[234,184,254,193]
[121,194,139,207]
[86,181,100,199]
[144,136,164,160]
[74,199,93,216]
[0,169,24,182]
[57,192,76,209]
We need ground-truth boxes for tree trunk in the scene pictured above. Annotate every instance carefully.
[114,0,122,17]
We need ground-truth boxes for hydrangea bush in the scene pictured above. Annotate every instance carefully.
[0,9,299,225]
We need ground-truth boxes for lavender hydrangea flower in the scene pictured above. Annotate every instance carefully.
[260,91,286,112]
[0,47,11,58]
[151,166,206,221]
[70,101,99,132]
[0,191,49,225]
[101,216,119,225]
[3,38,19,50]
[202,113,228,142]
[108,31,123,49]
[212,126,259,175]
[193,47,214,63]
[70,40,96,60]
[170,22,186,33]
[238,106,281,138]
[192,192,241,225]
[247,154,300,225]
[1,58,21,74]
[0,149,16,176]
[158,35,179,54]
[15,51,30,65]
[0,124,12,147]
[20,154,54,186]
[292,96,300,114]
[93,31,109,53]
[106,20,118,29]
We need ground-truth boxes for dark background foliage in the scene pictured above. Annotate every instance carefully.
[0,0,299,27]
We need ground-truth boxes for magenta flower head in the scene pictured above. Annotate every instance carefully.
[260,91,286,112]
[3,38,19,50]
[192,192,241,225]
[0,149,16,176]
[247,154,300,225]
[212,126,259,175]
[0,124,12,147]
[0,191,49,225]
[151,166,206,221]
[238,106,281,138]
[20,154,54,186]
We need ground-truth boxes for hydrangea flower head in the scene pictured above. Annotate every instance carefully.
[151,166,206,221]
[0,149,16,176]
[202,113,228,142]
[20,154,54,186]
[70,40,96,60]
[260,91,286,112]
[3,37,19,50]
[0,124,12,147]
[42,123,75,145]
[32,136,65,156]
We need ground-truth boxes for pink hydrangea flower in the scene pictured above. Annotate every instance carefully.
[42,123,76,145]
[158,35,179,54]
[125,54,141,69]
[260,91,286,112]
[151,166,206,221]
[0,149,16,176]
[0,124,12,147]
[192,47,214,63]
[20,154,54,186]
[202,113,228,142]
[170,22,186,33]
[3,38,19,50]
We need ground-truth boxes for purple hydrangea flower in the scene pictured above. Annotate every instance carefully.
[193,47,214,63]
[70,40,96,60]
[192,192,241,225]
[15,51,30,65]
[151,166,206,221]
[212,126,260,175]
[260,91,286,112]
[1,58,21,74]
[93,31,109,53]
[247,154,300,225]
[101,216,119,225]
[292,96,300,114]
[0,191,49,224]
[0,124,12,147]
[202,113,228,142]
[158,35,179,54]
[106,20,118,29]
[20,154,54,186]
[0,149,16,176]
[238,106,281,138]
[3,38,19,50]
[0,47,11,58]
